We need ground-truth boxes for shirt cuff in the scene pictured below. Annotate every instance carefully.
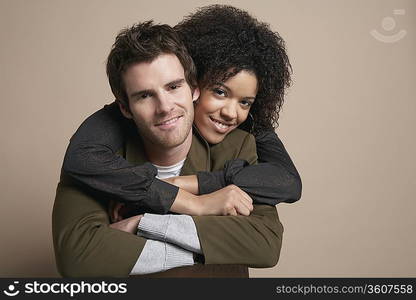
[147,179,179,214]
[130,240,194,275]
[137,214,202,254]
[197,170,226,195]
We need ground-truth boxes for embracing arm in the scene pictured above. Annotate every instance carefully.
[62,102,178,214]
[62,102,255,216]
[197,130,302,205]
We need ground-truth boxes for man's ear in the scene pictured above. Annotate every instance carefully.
[192,87,200,102]
[117,100,133,119]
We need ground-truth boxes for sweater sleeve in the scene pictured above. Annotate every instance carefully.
[197,130,302,205]
[62,102,178,214]
[137,214,202,254]
[130,240,194,275]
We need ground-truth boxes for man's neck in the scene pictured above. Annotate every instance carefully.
[143,129,193,166]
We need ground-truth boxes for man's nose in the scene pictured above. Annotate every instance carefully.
[155,91,175,114]
[220,101,238,121]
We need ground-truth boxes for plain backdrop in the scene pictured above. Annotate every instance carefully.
[1,0,415,277]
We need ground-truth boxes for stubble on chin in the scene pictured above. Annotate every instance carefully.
[138,116,193,149]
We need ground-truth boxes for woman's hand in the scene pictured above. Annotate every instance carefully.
[197,185,254,216]
[170,184,253,216]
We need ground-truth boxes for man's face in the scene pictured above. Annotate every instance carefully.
[119,54,199,150]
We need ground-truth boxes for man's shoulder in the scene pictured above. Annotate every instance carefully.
[209,129,257,170]
[219,128,255,147]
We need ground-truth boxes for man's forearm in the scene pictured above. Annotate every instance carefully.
[136,205,283,268]
[193,204,283,268]
[53,176,146,277]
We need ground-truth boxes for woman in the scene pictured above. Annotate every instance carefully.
[63,5,301,219]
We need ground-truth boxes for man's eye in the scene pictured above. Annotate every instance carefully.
[170,84,181,90]
[140,93,150,99]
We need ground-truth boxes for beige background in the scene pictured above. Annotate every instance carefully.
[1,0,415,277]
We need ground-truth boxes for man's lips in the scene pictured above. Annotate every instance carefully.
[155,115,182,128]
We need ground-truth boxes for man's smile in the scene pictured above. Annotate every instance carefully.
[155,115,183,130]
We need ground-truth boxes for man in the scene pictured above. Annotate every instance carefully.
[53,21,283,277]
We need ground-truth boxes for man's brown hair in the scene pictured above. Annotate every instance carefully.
[106,21,197,108]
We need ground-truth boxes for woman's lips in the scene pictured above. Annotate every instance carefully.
[209,116,236,133]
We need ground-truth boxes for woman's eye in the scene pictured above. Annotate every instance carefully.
[240,100,253,107]
[213,88,226,97]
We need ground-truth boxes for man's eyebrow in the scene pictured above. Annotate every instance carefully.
[129,89,153,99]
[129,78,186,99]
[165,78,185,88]
[215,82,256,100]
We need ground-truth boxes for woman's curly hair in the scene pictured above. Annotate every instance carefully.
[175,5,292,134]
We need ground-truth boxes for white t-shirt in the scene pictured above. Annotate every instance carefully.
[152,158,186,179]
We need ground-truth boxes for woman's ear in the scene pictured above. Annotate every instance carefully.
[117,100,133,119]
[192,88,200,102]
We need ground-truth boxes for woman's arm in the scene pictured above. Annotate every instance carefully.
[62,102,179,214]
[63,102,253,216]
[197,130,302,205]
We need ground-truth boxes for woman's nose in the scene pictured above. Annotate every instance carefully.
[220,102,238,121]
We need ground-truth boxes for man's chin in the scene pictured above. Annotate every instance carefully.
[149,131,189,149]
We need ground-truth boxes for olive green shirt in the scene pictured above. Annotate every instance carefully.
[52,128,283,277]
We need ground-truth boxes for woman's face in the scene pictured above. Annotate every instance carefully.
[194,70,258,144]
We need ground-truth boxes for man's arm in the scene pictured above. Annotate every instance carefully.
[136,203,283,268]
[107,214,197,275]
[193,204,283,268]
[52,175,146,277]
[156,132,283,267]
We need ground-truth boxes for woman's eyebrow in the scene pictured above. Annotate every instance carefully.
[214,82,231,92]
[215,82,256,100]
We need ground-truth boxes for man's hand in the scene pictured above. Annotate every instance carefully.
[197,185,253,216]
[108,200,138,222]
[108,200,143,234]
[109,215,143,234]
